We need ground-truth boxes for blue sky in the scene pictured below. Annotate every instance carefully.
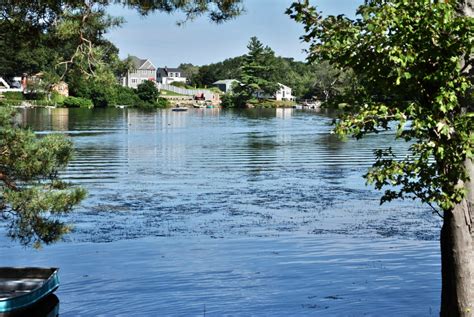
[106,1,361,67]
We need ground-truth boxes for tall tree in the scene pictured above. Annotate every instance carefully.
[288,0,473,315]
[235,36,279,102]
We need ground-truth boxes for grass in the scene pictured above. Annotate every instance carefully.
[160,89,187,96]
[250,99,297,108]
[0,99,59,107]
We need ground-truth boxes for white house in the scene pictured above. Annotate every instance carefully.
[156,67,187,85]
[274,83,294,101]
[0,77,10,90]
[255,83,295,101]
[121,56,157,89]
[0,77,23,92]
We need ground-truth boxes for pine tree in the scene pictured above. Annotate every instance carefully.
[0,107,86,248]
[236,37,280,102]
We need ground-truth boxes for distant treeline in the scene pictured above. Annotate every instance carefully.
[178,38,355,100]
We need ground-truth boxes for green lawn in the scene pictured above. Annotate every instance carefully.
[160,89,187,96]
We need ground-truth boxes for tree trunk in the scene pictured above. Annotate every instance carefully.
[440,158,473,317]
[440,2,474,315]
[467,161,474,295]
[440,161,473,317]
[440,197,473,316]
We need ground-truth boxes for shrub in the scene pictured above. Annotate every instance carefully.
[115,86,140,106]
[0,100,23,107]
[24,92,47,100]
[156,97,170,108]
[134,98,170,110]
[134,100,155,110]
[220,94,235,108]
[137,80,159,103]
[50,92,66,104]
[170,81,187,88]
[69,77,117,107]
[62,96,93,108]
[2,91,24,100]
[220,93,247,108]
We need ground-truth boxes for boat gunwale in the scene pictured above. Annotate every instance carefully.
[0,267,59,313]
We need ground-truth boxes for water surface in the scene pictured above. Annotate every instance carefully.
[1,108,442,316]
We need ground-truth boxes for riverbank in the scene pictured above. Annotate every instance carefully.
[245,99,298,108]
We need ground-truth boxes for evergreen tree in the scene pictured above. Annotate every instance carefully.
[0,107,86,248]
[235,37,280,102]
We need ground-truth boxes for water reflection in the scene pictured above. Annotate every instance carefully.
[275,108,293,119]
[16,108,69,131]
[0,107,444,316]
[246,131,278,178]
[10,107,437,244]
[232,108,276,120]
[1,294,59,317]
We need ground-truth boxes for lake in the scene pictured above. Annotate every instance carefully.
[1,107,442,316]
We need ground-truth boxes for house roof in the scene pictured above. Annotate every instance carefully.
[278,83,292,90]
[128,56,156,71]
[157,67,185,77]
[0,77,10,89]
[213,79,239,85]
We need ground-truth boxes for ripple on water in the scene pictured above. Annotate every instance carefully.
[29,108,437,243]
[0,236,440,316]
[2,108,442,316]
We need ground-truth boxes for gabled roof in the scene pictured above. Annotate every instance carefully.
[0,77,10,89]
[157,67,185,77]
[128,56,156,71]
[278,83,292,90]
[213,79,239,85]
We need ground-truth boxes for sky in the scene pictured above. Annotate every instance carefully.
[106,1,361,67]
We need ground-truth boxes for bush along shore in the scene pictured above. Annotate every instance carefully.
[0,81,171,110]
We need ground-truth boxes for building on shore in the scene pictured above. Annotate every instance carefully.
[255,83,295,101]
[212,79,239,94]
[156,67,187,85]
[121,56,157,89]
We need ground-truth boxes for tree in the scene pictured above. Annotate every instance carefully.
[308,61,355,102]
[0,107,86,248]
[137,80,160,104]
[178,63,200,84]
[0,1,243,81]
[234,37,280,104]
[288,0,473,314]
[188,53,352,99]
